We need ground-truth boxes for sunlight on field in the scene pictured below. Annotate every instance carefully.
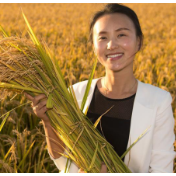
[0,3,175,173]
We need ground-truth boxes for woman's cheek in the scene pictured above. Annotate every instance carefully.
[122,39,138,55]
[121,38,131,49]
[95,42,106,59]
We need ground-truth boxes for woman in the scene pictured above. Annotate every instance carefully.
[25,3,176,173]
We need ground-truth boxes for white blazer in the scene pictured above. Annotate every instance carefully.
[49,77,176,173]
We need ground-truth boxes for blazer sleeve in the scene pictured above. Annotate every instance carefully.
[47,86,80,173]
[149,92,176,173]
[48,151,79,173]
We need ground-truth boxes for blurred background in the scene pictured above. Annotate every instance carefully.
[0,3,175,173]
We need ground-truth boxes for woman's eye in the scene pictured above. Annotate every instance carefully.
[117,34,126,38]
[99,36,106,40]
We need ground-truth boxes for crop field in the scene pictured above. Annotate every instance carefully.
[0,3,176,173]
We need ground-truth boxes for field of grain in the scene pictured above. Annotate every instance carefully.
[0,3,175,173]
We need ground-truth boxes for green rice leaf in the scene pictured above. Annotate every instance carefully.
[68,83,80,113]
[94,105,114,128]
[0,112,10,132]
[17,141,35,169]
[22,12,40,47]
[3,143,15,161]
[121,126,151,159]
[0,82,43,93]
[81,57,97,112]
[45,43,68,98]
[0,101,32,132]
[0,24,9,37]
[22,12,55,83]
[87,141,99,172]
[107,145,124,172]
[84,105,89,116]
[93,116,102,129]
[64,158,73,173]
[46,93,54,109]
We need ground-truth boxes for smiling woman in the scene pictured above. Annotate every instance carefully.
[25,3,176,173]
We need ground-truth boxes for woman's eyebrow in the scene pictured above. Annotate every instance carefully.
[98,28,130,35]
[115,28,130,32]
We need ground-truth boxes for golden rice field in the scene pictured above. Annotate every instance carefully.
[0,3,176,173]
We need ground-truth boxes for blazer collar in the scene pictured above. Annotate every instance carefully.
[82,77,153,170]
[83,77,145,113]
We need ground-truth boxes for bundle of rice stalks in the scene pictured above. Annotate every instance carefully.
[0,13,149,173]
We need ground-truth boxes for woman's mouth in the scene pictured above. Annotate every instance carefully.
[106,53,123,61]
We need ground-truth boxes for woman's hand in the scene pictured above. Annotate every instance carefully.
[24,93,50,123]
[78,163,107,173]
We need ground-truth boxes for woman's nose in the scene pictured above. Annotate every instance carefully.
[107,39,118,50]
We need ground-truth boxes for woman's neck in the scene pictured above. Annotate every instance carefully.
[100,68,137,98]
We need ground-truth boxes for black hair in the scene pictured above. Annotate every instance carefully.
[89,3,143,51]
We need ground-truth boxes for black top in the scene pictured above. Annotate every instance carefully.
[87,84,136,162]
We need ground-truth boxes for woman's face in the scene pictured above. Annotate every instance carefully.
[93,13,140,72]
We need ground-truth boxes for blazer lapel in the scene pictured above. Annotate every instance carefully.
[124,80,155,172]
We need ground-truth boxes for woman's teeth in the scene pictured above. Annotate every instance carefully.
[107,54,123,58]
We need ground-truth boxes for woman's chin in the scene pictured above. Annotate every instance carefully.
[105,64,124,72]
[105,61,133,73]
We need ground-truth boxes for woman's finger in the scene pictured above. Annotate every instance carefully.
[33,105,48,119]
[34,99,47,110]
[24,92,34,101]
[32,94,47,106]
[40,106,48,114]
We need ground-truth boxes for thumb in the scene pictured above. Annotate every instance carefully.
[100,163,107,173]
